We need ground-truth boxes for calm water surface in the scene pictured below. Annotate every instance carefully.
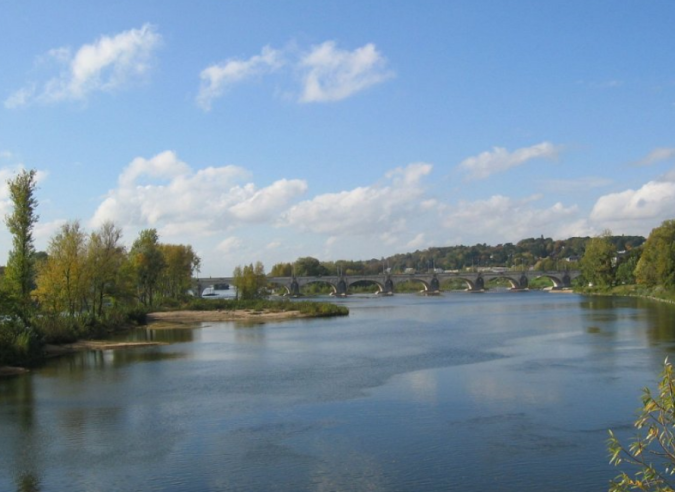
[2,291,675,491]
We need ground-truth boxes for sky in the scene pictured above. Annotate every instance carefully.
[1,0,674,277]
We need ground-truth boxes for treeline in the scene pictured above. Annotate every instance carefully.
[580,221,675,293]
[0,170,200,367]
[269,235,645,277]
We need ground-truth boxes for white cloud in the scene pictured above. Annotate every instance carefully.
[91,151,307,237]
[632,147,675,167]
[195,41,393,109]
[282,162,432,237]
[458,142,563,180]
[197,46,284,111]
[298,41,394,103]
[590,179,675,232]
[5,24,161,107]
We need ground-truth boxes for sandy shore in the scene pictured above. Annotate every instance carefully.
[147,309,309,326]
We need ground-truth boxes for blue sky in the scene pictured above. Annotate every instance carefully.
[1,1,674,276]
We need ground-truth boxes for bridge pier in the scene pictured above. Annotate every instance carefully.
[289,277,301,297]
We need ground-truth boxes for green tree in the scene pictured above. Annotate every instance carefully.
[86,221,127,317]
[608,360,675,491]
[615,248,642,286]
[233,262,267,300]
[294,257,329,276]
[129,229,166,306]
[635,220,675,288]
[157,243,201,300]
[3,169,39,320]
[269,262,293,277]
[581,230,617,287]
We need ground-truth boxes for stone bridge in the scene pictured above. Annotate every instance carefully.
[195,270,580,297]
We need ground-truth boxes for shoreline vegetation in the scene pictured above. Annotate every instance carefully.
[0,298,349,377]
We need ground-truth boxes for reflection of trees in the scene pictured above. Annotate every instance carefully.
[16,472,40,492]
[639,299,675,346]
[234,326,266,344]
[146,328,195,344]
[0,374,35,430]
[0,376,42,492]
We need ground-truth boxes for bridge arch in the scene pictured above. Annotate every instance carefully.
[346,278,385,294]
[392,276,436,293]
[533,273,570,289]
[485,274,529,290]
[298,279,339,296]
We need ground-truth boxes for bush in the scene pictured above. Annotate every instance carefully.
[33,315,85,344]
[0,318,43,367]
[608,359,675,491]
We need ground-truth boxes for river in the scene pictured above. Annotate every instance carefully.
[1,291,674,491]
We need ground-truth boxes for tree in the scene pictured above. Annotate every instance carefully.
[157,243,200,300]
[608,359,675,491]
[34,221,88,317]
[294,257,329,276]
[635,221,675,288]
[269,262,293,277]
[581,230,617,287]
[233,262,267,300]
[3,169,39,320]
[615,248,642,286]
[86,222,127,317]
[129,229,165,306]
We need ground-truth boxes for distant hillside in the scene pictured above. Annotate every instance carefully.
[272,235,646,277]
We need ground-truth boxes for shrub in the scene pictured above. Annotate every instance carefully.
[608,359,675,491]
[0,318,43,367]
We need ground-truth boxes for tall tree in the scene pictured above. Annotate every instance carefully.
[233,262,267,300]
[87,221,127,317]
[34,221,88,317]
[157,243,201,300]
[635,220,675,288]
[3,169,39,320]
[580,230,617,287]
[129,229,165,306]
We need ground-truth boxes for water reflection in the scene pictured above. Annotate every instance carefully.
[16,473,40,492]
[2,292,675,492]
[234,325,267,344]
[0,376,42,492]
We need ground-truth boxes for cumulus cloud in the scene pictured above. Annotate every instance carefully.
[632,147,675,167]
[282,162,432,238]
[590,180,675,232]
[458,142,563,180]
[197,46,284,111]
[298,41,394,103]
[91,151,307,236]
[5,24,161,107]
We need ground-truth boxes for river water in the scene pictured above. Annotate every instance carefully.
[2,291,675,491]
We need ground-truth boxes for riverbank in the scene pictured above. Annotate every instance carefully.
[147,308,318,326]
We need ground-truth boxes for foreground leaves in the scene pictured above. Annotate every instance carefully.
[608,360,675,491]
